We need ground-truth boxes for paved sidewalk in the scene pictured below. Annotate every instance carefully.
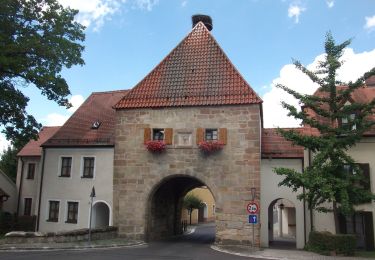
[0,238,145,251]
[212,245,373,260]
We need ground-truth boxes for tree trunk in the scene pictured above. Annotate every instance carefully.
[332,201,340,234]
[189,208,192,225]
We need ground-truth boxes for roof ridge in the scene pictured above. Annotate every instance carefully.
[92,89,129,95]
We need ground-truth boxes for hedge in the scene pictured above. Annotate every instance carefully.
[306,231,356,256]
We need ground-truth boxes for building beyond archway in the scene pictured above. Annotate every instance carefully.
[268,198,296,249]
[93,202,110,228]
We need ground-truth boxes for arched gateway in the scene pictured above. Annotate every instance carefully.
[112,17,262,246]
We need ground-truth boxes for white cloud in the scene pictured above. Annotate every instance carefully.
[132,0,159,11]
[262,48,375,128]
[365,15,375,30]
[0,134,10,153]
[57,0,159,31]
[288,4,306,24]
[58,0,125,31]
[43,94,85,126]
[326,0,334,8]
[68,95,85,113]
[181,0,188,7]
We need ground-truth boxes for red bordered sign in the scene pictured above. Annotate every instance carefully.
[247,202,259,214]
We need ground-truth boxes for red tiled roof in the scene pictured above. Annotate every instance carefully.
[261,128,304,158]
[115,22,262,109]
[43,90,128,147]
[17,126,60,157]
[306,85,375,135]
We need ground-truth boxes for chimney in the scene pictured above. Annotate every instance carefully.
[365,75,375,87]
[192,14,213,31]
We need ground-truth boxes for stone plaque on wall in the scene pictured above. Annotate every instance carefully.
[177,132,192,147]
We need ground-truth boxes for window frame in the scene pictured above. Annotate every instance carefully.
[47,200,60,222]
[81,156,95,179]
[152,128,165,141]
[59,156,73,178]
[65,201,79,224]
[23,197,32,216]
[26,163,36,180]
[205,128,218,141]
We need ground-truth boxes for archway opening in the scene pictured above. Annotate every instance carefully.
[268,198,296,249]
[93,202,110,228]
[146,175,216,242]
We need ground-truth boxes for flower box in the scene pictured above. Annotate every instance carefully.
[145,140,166,153]
[198,140,224,154]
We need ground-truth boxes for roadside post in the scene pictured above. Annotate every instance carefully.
[247,187,259,250]
[88,186,96,244]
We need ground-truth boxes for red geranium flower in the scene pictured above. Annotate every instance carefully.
[145,140,166,153]
[198,140,224,154]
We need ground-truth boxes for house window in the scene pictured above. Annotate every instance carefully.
[205,129,218,141]
[48,201,60,222]
[27,163,35,179]
[24,198,32,216]
[153,129,164,141]
[341,113,356,130]
[82,157,95,178]
[66,202,79,223]
[344,163,371,192]
[60,157,72,177]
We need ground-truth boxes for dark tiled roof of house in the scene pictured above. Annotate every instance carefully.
[43,90,128,147]
[261,128,304,158]
[115,22,262,109]
[17,126,60,157]
[365,75,375,87]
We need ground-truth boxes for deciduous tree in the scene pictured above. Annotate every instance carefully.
[274,32,375,233]
[0,0,85,147]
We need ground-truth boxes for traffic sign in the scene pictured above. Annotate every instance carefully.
[246,202,259,214]
[249,214,258,224]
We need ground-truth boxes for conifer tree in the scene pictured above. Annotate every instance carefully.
[274,32,375,233]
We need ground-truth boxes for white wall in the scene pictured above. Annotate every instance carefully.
[260,158,305,249]
[0,170,17,213]
[312,137,375,245]
[38,148,114,232]
[16,157,40,216]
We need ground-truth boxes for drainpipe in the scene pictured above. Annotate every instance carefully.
[16,157,25,217]
[36,148,46,231]
[308,149,314,232]
[302,157,306,245]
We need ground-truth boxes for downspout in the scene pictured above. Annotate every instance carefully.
[302,156,306,245]
[308,149,313,232]
[16,157,25,217]
[36,148,46,231]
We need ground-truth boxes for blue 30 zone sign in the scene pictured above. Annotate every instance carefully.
[249,214,258,224]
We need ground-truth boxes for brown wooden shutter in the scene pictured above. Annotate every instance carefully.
[164,128,173,145]
[144,128,151,144]
[196,128,204,144]
[219,128,227,144]
[358,163,370,190]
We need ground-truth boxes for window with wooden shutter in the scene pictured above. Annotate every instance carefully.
[144,128,151,144]
[219,128,227,145]
[164,128,173,145]
[196,128,204,144]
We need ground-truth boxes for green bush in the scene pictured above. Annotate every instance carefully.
[307,231,356,256]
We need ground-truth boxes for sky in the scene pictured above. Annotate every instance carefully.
[1,0,375,151]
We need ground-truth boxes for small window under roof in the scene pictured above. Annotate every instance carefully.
[91,120,101,129]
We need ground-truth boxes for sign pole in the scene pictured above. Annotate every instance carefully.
[88,186,96,244]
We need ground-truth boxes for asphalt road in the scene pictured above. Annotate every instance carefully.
[0,223,255,260]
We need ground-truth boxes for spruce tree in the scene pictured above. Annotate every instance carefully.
[274,32,375,233]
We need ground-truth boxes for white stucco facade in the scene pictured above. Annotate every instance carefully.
[38,147,114,232]
[260,158,306,249]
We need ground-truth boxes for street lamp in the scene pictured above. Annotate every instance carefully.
[88,186,96,244]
